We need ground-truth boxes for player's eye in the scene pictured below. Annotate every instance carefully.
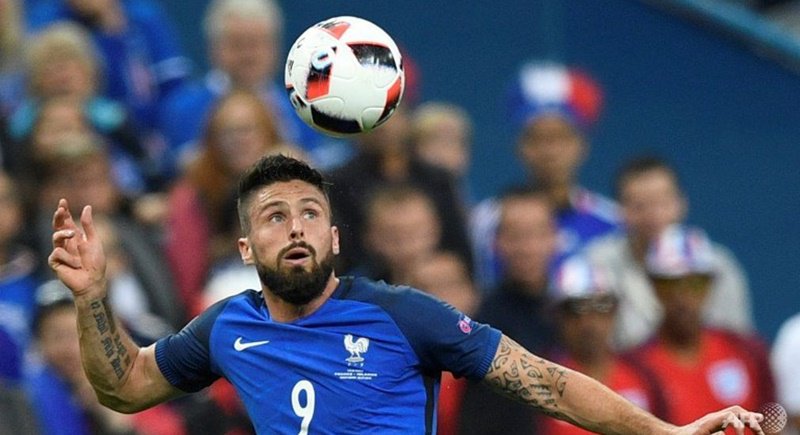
[303,210,319,220]
[268,213,285,223]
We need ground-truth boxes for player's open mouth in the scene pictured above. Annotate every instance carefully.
[283,248,312,265]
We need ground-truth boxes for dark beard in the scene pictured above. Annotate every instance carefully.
[256,243,334,306]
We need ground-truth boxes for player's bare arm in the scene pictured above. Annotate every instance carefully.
[483,334,765,435]
[49,199,183,413]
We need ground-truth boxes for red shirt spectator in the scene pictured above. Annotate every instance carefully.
[633,329,773,425]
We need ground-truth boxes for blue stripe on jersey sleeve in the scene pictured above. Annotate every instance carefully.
[155,297,232,392]
[339,277,502,380]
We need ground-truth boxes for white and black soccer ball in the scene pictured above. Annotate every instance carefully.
[285,16,405,136]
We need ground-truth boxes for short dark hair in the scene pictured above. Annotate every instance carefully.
[237,154,331,234]
[613,155,682,199]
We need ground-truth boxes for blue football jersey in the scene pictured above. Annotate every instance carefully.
[156,277,501,434]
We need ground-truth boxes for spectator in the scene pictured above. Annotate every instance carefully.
[25,279,187,435]
[27,0,192,137]
[0,381,39,435]
[772,312,800,435]
[411,101,475,204]
[0,0,26,119]
[360,183,443,284]
[0,170,40,386]
[471,61,619,290]
[327,104,473,276]
[540,255,666,435]
[584,156,753,349]
[164,89,304,317]
[457,186,559,435]
[32,133,185,332]
[159,0,347,176]
[631,225,773,425]
[7,23,155,193]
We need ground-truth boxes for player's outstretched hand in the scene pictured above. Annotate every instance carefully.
[675,406,765,435]
[48,199,107,297]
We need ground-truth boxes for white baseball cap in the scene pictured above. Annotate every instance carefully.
[645,224,716,278]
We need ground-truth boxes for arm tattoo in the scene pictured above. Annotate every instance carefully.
[89,298,132,380]
[484,336,571,420]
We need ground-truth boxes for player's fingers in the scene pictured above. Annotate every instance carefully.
[724,406,765,435]
[52,198,73,229]
[80,205,95,241]
[742,412,765,435]
[52,229,77,248]
[720,411,745,435]
[49,247,82,269]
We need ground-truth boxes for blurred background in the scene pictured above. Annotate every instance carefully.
[160,0,799,341]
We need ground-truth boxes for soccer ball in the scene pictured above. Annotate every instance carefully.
[285,16,405,136]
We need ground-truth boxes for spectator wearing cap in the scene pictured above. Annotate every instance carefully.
[24,280,189,435]
[584,156,753,350]
[470,61,619,291]
[630,225,774,426]
[540,255,667,435]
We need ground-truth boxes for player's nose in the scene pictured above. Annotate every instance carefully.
[289,216,305,239]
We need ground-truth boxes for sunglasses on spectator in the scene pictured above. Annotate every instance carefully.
[558,295,617,316]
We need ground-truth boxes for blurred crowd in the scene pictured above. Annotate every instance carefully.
[0,0,797,434]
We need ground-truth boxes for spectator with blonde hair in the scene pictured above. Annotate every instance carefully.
[8,23,156,192]
[0,0,26,118]
[27,0,191,136]
[411,101,475,205]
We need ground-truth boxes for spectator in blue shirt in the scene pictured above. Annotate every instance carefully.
[471,61,620,290]
[159,0,350,180]
[27,0,192,179]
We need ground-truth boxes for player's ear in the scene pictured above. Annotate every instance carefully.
[238,237,254,264]
[331,226,340,255]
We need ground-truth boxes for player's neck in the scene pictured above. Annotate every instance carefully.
[263,276,340,323]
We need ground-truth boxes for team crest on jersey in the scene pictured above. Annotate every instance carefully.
[335,334,378,381]
[344,334,370,366]
[707,359,750,404]
[458,315,473,334]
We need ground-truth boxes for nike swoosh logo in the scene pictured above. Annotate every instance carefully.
[234,337,270,351]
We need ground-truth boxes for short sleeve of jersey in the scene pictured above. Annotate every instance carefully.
[154,299,229,392]
[346,278,502,380]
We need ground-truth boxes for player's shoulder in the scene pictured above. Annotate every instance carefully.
[335,276,432,304]
[196,289,262,322]
[333,276,450,319]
